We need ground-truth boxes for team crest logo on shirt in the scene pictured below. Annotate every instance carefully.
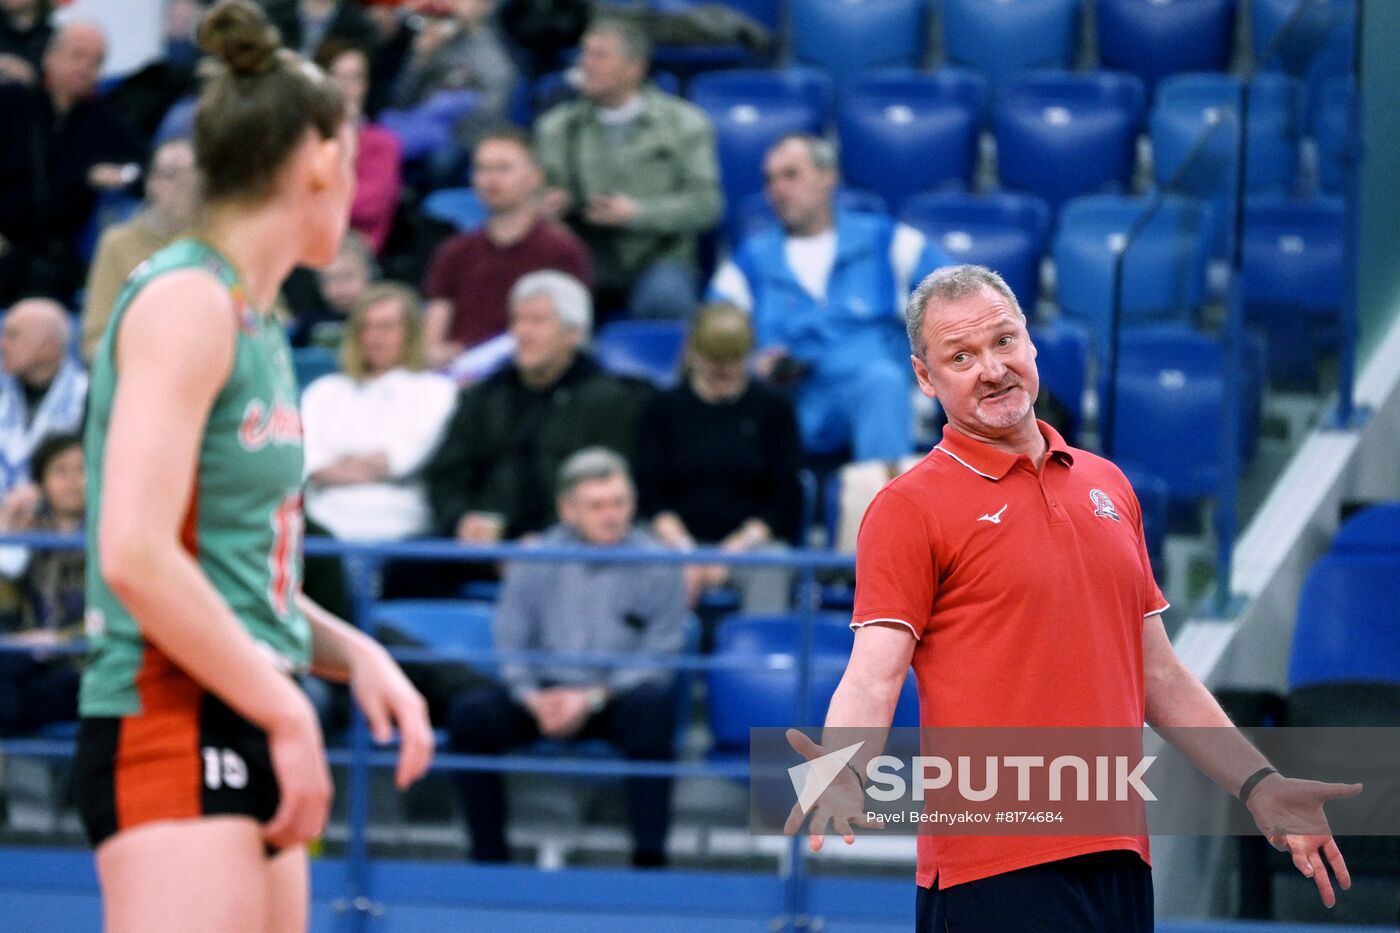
[1089,488,1121,522]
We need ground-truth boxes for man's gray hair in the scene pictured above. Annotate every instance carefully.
[769,133,837,172]
[586,17,652,65]
[904,264,1024,360]
[556,446,632,498]
[510,270,593,336]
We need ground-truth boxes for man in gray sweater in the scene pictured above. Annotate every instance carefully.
[447,447,687,867]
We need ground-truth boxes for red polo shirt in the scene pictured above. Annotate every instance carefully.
[852,421,1168,889]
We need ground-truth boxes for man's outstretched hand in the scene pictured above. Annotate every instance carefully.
[781,729,882,852]
[1246,773,1363,908]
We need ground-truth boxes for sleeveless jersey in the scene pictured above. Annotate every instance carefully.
[80,239,311,717]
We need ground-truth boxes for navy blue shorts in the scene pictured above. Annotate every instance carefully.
[916,850,1153,932]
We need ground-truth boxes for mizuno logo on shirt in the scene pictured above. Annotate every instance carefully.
[978,505,1008,524]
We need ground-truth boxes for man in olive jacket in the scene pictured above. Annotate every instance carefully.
[426,271,645,542]
[535,17,722,320]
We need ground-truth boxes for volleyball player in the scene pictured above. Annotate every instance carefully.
[73,3,433,930]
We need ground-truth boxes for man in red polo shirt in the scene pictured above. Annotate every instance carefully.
[788,265,1360,930]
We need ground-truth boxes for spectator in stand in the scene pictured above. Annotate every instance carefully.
[301,282,456,543]
[0,0,51,86]
[635,302,802,612]
[105,0,207,145]
[80,137,200,363]
[709,134,951,462]
[496,0,587,78]
[0,299,86,496]
[422,126,591,367]
[0,432,84,736]
[285,229,377,348]
[318,40,401,255]
[261,0,379,60]
[448,446,686,867]
[391,0,517,153]
[536,17,721,320]
[425,271,645,543]
[360,0,413,117]
[0,21,143,306]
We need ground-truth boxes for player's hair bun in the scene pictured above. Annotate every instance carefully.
[197,0,281,78]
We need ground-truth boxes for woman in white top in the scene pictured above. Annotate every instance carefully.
[301,282,457,543]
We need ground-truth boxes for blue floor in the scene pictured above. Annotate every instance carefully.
[0,848,1391,932]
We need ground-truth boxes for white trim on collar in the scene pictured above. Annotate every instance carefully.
[933,445,999,480]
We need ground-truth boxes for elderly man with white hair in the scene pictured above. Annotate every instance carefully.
[425,270,648,542]
[0,297,87,494]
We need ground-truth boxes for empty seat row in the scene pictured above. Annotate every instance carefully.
[690,67,1336,239]
[784,0,1352,95]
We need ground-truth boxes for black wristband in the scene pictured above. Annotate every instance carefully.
[845,760,864,788]
[1239,766,1279,803]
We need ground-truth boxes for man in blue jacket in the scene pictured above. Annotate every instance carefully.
[709,134,950,462]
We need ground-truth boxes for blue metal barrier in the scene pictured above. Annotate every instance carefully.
[0,530,855,932]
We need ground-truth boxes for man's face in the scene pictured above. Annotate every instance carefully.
[0,306,60,381]
[319,244,370,314]
[764,139,836,233]
[578,30,643,104]
[147,139,198,225]
[44,26,106,101]
[911,287,1040,439]
[510,293,580,377]
[559,473,635,545]
[472,138,541,214]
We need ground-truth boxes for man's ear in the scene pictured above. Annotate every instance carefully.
[911,354,937,400]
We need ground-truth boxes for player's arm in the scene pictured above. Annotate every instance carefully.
[297,593,433,790]
[1143,613,1360,907]
[98,271,330,847]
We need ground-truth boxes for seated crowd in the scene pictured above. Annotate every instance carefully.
[0,0,956,864]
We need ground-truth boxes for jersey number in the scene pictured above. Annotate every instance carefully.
[269,493,303,616]
[202,747,249,790]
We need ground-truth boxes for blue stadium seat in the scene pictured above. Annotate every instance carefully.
[728,188,889,248]
[373,599,497,667]
[790,0,928,90]
[1096,0,1236,96]
[1311,75,1354,194]
[899,191,1051,309]
[707,614,918,756]
[1119,464,1169,572]
[1052,194,1212,360]
[942,0,1080,92]
[420,187,487,232]
[292,346,339,388]
[1250,0,1354,103]
[688,69,830,225]
[1288,554,1400,691]
[1026,317,1089,439]
[1149,72,1301,254]
[1108,326,1259,509]
[1331,503,1400,556]
[1108,328,1227,508]
[591,320,688,387]
[836,69,987,213]
[1241,195,1345,387]
[992,70,1146,212]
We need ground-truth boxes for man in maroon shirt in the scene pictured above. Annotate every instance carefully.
[422,126,592,367]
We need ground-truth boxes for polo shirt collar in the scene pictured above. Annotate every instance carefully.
[935,420,1075,480]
